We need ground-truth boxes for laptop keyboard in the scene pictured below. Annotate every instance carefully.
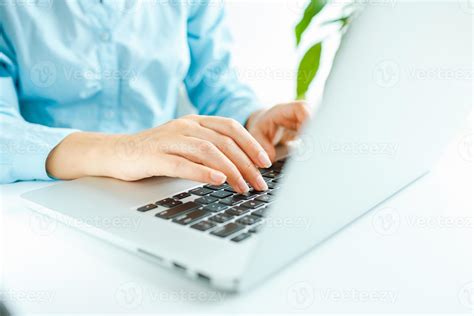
[136,158,287,243]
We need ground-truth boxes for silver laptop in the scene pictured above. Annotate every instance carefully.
[21,2,472,292]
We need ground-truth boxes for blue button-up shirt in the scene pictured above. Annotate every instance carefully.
[0,0,262,183]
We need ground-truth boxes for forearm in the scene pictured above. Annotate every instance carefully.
[46,131,122,180]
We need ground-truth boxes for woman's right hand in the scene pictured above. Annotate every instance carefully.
[46,115,272,193]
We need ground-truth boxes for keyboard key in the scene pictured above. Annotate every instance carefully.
[162,200,183,208]
[203,203,228,213]
[252,207,268,217]
[262,170,278,178]
[226,206,251,216]
[270,162,284,172]
[231,232,252,242]
[209,213,234,223]
[241,200,265,209]
[268,187,280,195]
[173,209,209,225]
[235,190,258,200]
[264,177,273,184]
[219,195,247,206]
[262,170,282,179]
[155,198,175,206]
[204,184,227,191]
[211,223,245,237]
[136,204,157,212]
[249,225,262,233]
[267,182,280,190]
[189,187,213,196]
[210,190,233,199]
[173,192,191,200]
[223,184,237,193]
[237,215,262,225]
[255,194,274,203]
[155,201,200,219]
[191,220,216,231]
[195,196,219,205]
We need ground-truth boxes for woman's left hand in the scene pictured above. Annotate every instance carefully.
[246,101,311,161]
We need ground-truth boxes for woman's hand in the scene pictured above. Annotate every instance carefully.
[246,101,311,161]
[46,115,272,193]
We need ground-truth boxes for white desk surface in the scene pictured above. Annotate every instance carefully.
[0,130,472,314]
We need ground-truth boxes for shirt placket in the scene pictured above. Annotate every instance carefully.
[85,0,123,132]
[98,26,119,131]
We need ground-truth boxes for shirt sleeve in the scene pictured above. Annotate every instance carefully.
[184,1,265,126]
[0,28,77,184]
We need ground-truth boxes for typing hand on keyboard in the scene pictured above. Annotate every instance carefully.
[47,103,308,194]
[50,115,272,193]
[137,159,288,243]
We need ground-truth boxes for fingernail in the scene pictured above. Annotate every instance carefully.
[256,175,268,191]
[258,151,272,168]
[237,178,249,193]
[210,171,226,184]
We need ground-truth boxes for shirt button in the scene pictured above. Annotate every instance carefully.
[100,31,111,42]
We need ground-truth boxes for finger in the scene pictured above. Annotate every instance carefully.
[193,116,272,169]
[269,101,311,131]
[158,154,227,185]
[186,126,268,191]
[163,136,250,193]
[253,131,277,162]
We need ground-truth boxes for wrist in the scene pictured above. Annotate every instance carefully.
[46,132,121,180]
[84,133,126,178]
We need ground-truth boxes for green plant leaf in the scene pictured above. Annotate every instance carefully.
[296,42,322,100]
[295,0,326,46]
[320,15,351,30]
